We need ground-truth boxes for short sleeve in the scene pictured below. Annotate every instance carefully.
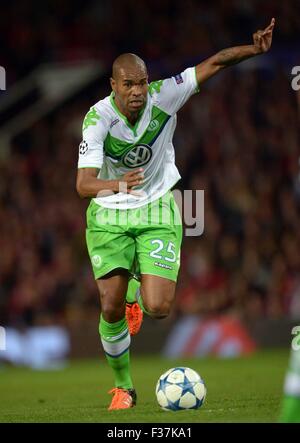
[77,106,108,169]
[149,67,199,115]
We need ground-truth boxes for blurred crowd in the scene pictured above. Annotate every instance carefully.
[0,0,299,327]
[1,0,300,84]
[176,69,300,322]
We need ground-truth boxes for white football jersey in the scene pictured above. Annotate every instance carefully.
[78,67,199,209]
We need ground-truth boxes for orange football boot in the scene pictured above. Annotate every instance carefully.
[125,302,143,336]
[108,387,137,411]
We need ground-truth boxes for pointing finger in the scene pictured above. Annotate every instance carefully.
[265,18,275,32]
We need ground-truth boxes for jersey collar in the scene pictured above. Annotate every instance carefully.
[110,91,147,137]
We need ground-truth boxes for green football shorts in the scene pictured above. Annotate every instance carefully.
[86,190,182,282]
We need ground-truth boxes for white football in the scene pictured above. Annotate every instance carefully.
[156,367,206,411]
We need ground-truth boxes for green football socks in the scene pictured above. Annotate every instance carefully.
[99,315,133,389]
[125,277,140,304]
[279,348,300,423]
[126,277,148,314]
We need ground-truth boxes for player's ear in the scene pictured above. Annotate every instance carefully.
[110,77,116,92]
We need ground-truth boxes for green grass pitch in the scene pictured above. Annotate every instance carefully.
[0,349,288,423]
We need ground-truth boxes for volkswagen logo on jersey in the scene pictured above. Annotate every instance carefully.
[122,144,152,168]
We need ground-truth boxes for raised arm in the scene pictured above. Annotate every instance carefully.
[195,18,275,85]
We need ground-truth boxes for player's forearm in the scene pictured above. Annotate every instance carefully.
[76,175,119,198]
[196,45,261,84]
[196,19,274,85]
[212,45,260,68]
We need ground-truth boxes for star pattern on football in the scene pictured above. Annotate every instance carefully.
[158,376,169,392]
[156,367,206,411]
[177,376,197,396]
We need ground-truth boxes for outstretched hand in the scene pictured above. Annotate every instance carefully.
[253,18,275,54]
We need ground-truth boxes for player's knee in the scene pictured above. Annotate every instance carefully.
[100,290,124,322]
[143,299,171,319]
[101,302,124,323]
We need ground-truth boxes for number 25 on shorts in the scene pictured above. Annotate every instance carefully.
[150,239,177,263]
[144,239,181,281]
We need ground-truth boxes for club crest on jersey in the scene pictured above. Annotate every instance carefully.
[122,144,152,168]
[147,119,159,132]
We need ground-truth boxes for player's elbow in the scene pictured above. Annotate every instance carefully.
[76,176,87,198]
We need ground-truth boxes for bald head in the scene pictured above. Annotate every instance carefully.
[110,53,148,117]
[112,53,147,80]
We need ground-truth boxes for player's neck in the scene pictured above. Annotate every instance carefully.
[127,112,140,126]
